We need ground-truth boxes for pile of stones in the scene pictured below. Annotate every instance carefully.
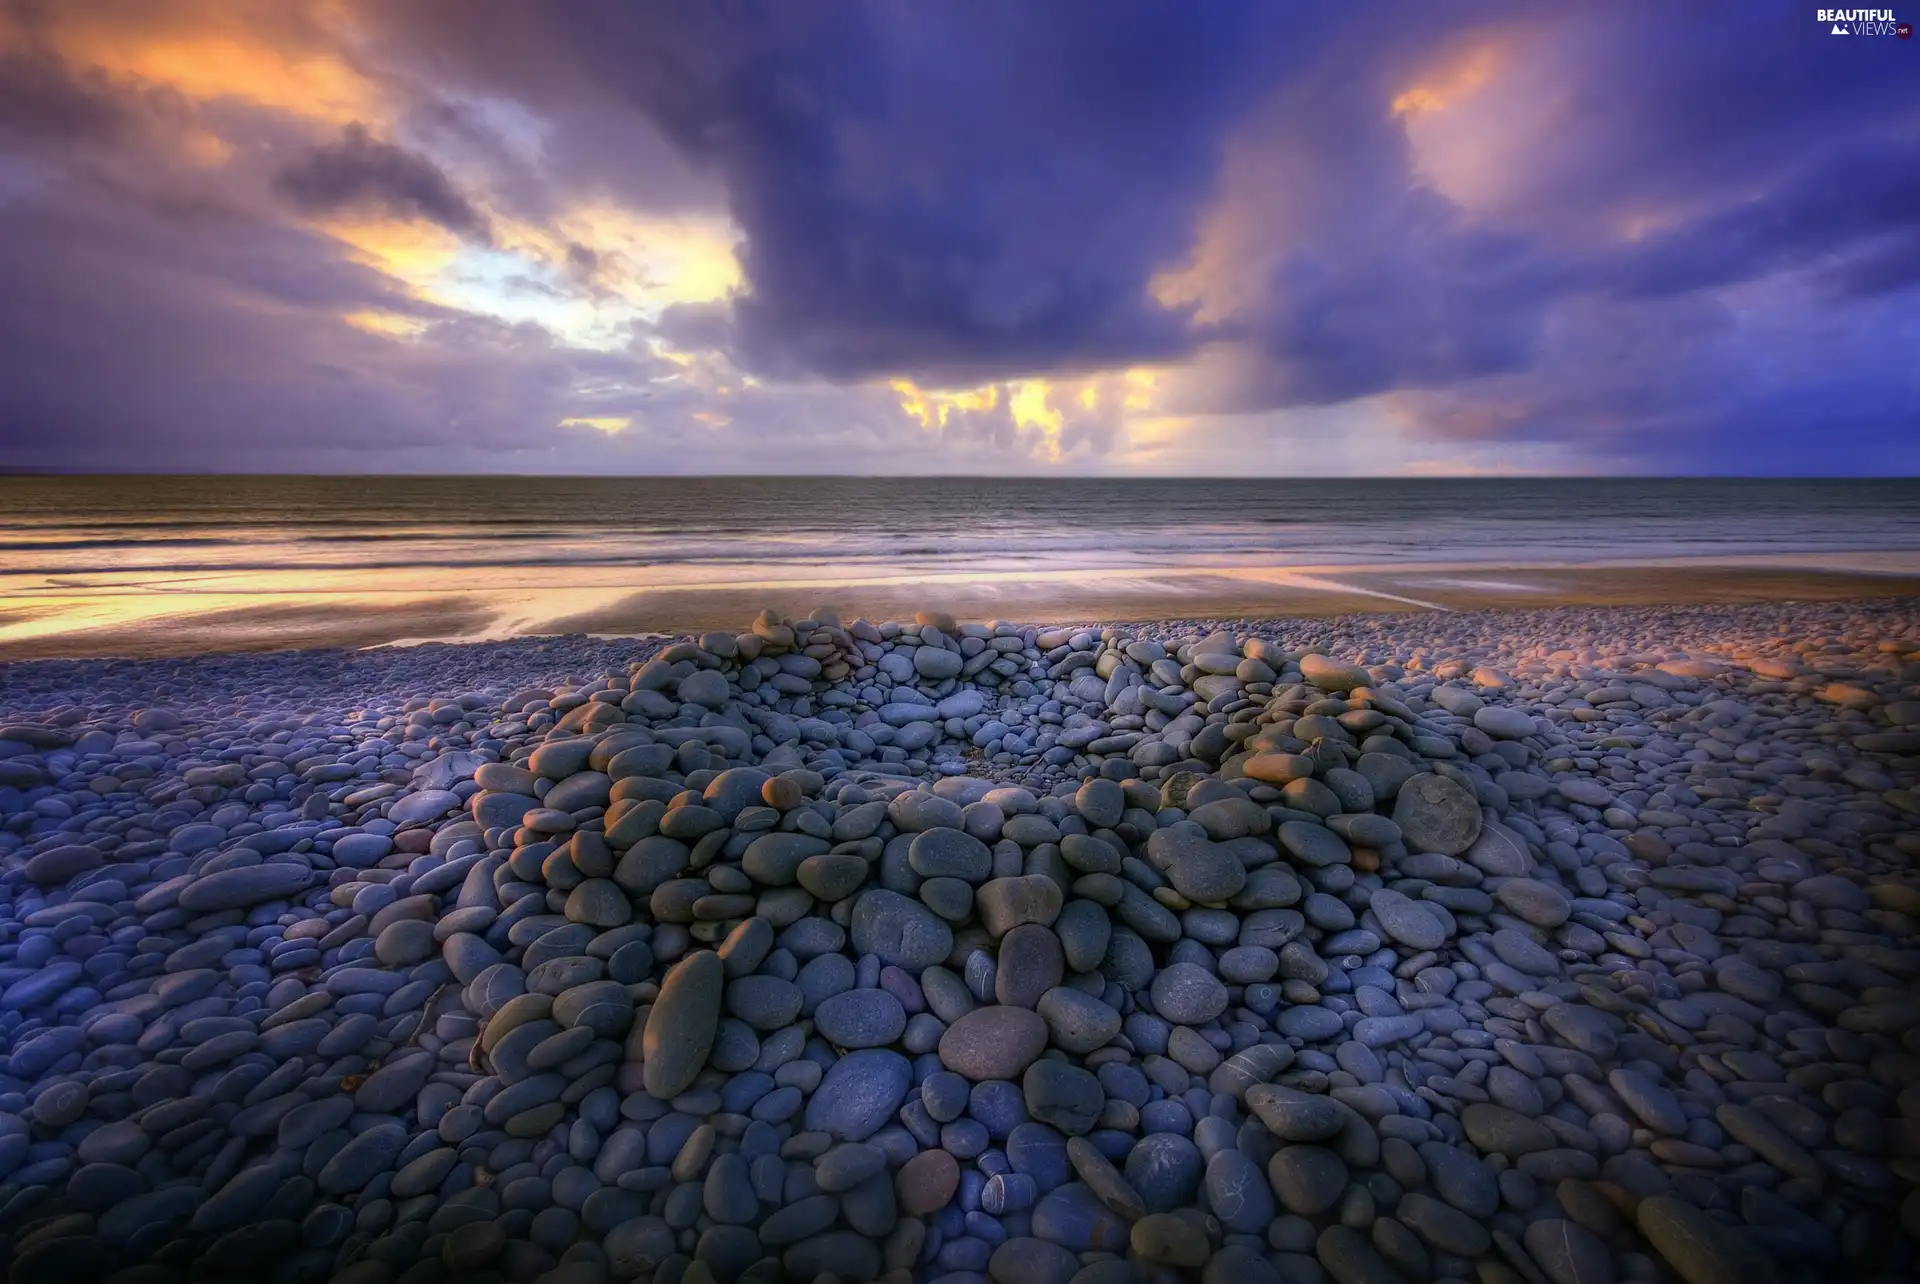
[0,600,1916,1284]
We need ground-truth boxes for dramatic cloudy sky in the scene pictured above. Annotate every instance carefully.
[0,1,1914,475]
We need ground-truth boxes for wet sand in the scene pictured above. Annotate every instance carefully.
[0,598,497,662]
[3,562,1918,660]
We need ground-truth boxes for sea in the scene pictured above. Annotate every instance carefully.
[3,476,1918,650]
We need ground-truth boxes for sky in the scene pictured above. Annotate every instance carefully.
[0,0,1915,476]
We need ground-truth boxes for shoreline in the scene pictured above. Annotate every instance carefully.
[2,559,1918,662]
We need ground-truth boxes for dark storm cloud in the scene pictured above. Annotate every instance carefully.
[373,0,1307,383]
[0,49,129,146]
[272,123,491,240]
[375,1,1916,431]
[1605,135,1920,302]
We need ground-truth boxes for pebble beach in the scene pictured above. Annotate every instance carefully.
[0,597,1916,1284]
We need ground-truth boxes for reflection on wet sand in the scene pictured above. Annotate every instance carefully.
[3,561,1919,661]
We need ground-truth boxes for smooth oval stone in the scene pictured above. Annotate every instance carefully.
[1031,1181,1130,1253]
[1637,1194,1782,1284]
[1523,1217,1616,1284]
[1369,888,1449,949]
[1277,821,1349,869]
[1267,1145,1347,1216]
[1418,1142,1499,1218]
[725,974,805,1031]
[1023,1060,1104,1136]
[783,1230,882,1283]
[317,1124,407,1195]
[940,1006,1049,1081]
[26,844,102,885]
[1124,1134,1203,1213]
[814,1142,888,1193]
[850,889,954,971]
[796,853,870,901]
[565,879,632,927]
[976,876,1065,936]
[552,979,633,1035]
[644,950,723,1099]
[391,784,465,824]
[803,1049,912,1141]
[1398,1190,1492,1257]
[1247,1084,1346,1142]
[896,1148,960,1216]
[814,989,907,1048]
[1462,1103,1556,1156]
[1037,987,1122,1054]
[1205,1148,1275,1233]
[761,1194,840,1246]
[742,833,830,885]
[1131,1211,1210,1267]
[1390,773,1482,856]
[996,924,1065,1008]
[67,1162,145,1210]
[1300,653,1371,692]
[179,862,316,912]
[909,828,992,881]
[77,1119,150,1166]
[1474,705,1536,739]
[1148,962,1227,1025]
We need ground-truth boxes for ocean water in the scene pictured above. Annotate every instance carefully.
[7,476,1920,577]
[3,476,1918,647]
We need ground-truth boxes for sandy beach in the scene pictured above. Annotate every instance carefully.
[3,560,1919,663]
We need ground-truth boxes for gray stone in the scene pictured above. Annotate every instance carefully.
[851,889,954,971]
[178,862,316,912]
[1300,654,1371,693]
[1474,706,1536,739]
[1637,1194,1782,1284]
[1461,1103,1555,1156]
[803,1049,911,1141]
[1391,774,1482,855]
[1267,1145,1346,1216]
[1149,961,1228,1025]
[1524,1218,1615,1284]
[390,788,462,825]
[1023,1060,1104,1136]
[940,1006,1049,1080]
[1369,888,1449,949]
[1607,1069,1687,1136]
[813,989,907,1048]
[909,827,992,881]
[1496,878,1570,928]
[644,950,723,1099]
[1037,987,1122,1054]
[915,646,964,679]
[1247,1084,1346,1142]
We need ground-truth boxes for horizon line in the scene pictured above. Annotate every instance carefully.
[2,470,1917,482]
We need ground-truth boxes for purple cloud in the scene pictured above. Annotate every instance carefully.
[273,123,491,241]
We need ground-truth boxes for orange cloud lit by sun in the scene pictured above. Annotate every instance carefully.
[15,3,383,126]
[1391,42,1504,118]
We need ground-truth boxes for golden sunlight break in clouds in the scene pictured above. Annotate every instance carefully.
[891,379,1070,460]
